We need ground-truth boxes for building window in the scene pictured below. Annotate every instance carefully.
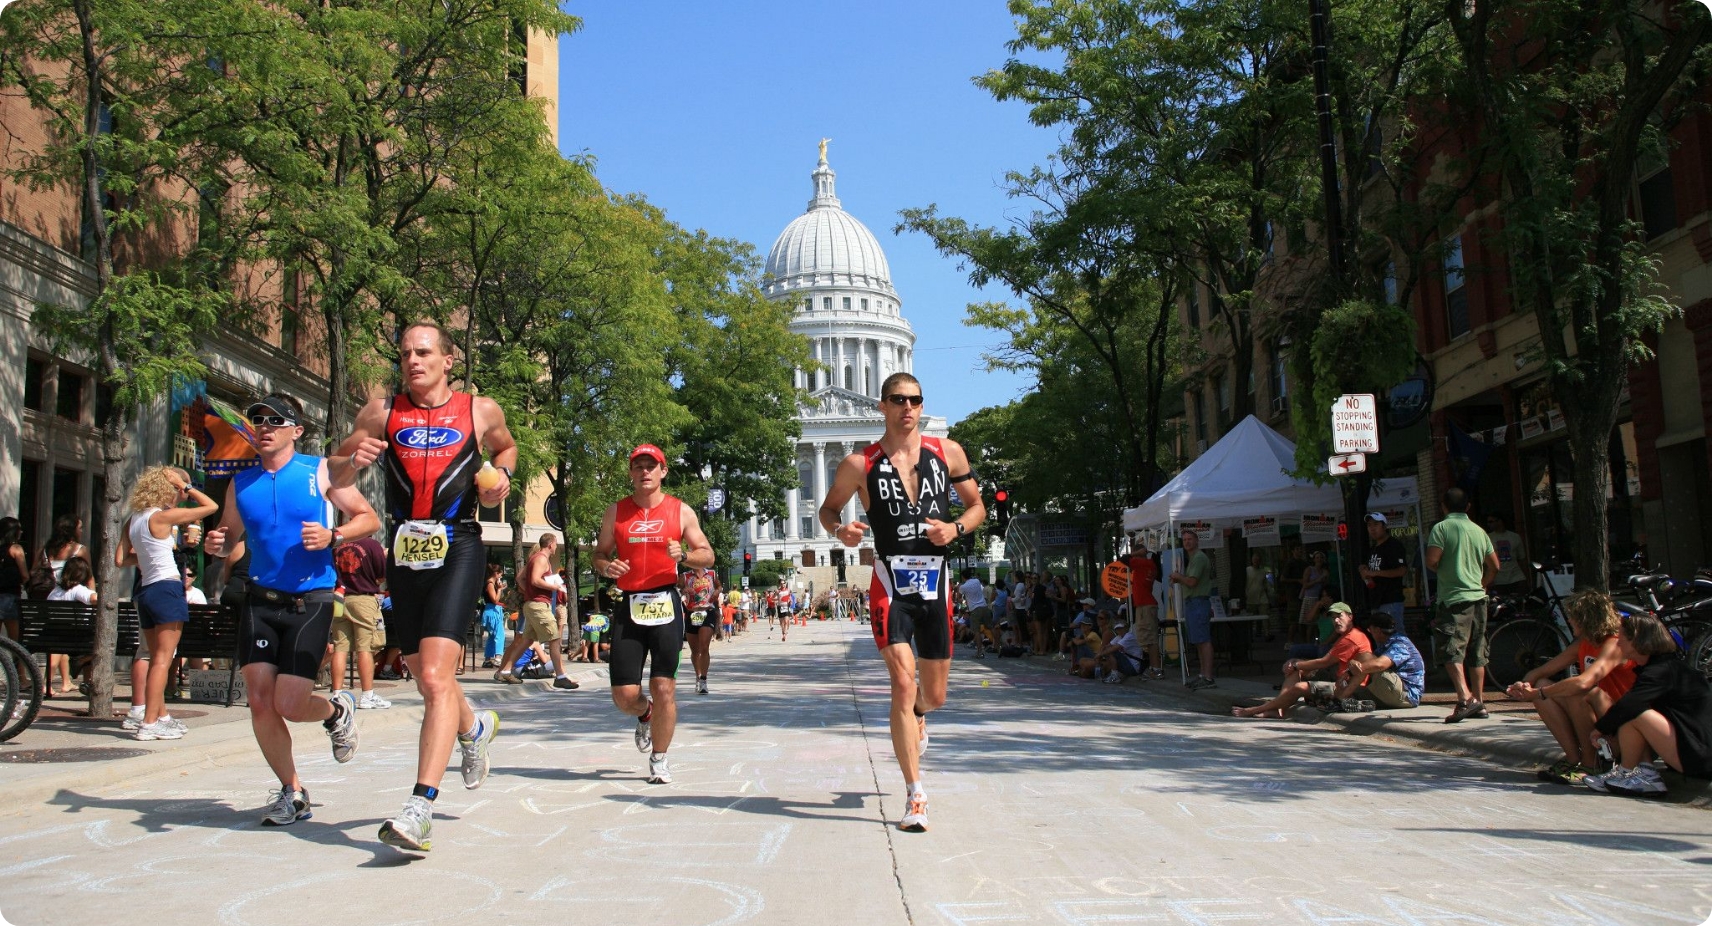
[798,460,814,501]
[1187,284,1200,329]
[842,296,851,311]
[57,368,85,423]
[800,516,814,539]
[1216,374,1231,425]
[1444,234,1469,339]
[1193,391,1206,446]
[774,550,785,560]
[1270,340,1288,402]
[773,518,785,539]
[823,297,832,312]
[1638,164,1676,241]
[860,298,869,311]
[844,367,853,390]
[24,356,45,411]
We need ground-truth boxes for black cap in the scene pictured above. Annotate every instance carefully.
[246,395,300,424]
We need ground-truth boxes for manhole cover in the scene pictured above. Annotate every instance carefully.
[0,747,153,763]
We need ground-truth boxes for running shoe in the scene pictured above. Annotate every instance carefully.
[972,649,985,660]
[1603,765,1668,798]
[899,795,929,833]
[325,689,358,763]
[122,706,146,731]
[696,677,708,696]
[648,753,672,784]
[134,719,184,741]
[459,709,499,789]
[635,706,653,754]
[1583,766,1626,792]
[552,676,580,691]
[1146,668,1165,680]
[1185,676,1217,690]
[378,796,433,852]
[358,690,392,709]
[260,786,311,826]
[160,715,188,734]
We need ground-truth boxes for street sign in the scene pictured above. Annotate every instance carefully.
[1331,393,1380,453]
[1328,452,1367,475]
[706,487,726,513]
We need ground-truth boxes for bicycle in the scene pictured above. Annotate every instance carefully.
[0,634,45,742]
[1484,567,1573,689]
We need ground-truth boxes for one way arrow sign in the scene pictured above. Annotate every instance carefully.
[1328,452,1367,475]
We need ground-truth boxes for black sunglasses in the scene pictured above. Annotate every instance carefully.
[883,393,924,407]
[247,414,297,427]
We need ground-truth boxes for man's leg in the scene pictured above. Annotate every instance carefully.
[1233,674,1309,717]
[356,649,377,694]
[405,636,476,791]
[881,643,924,785]
[689,627,711,679]
[1197,641,1216,680]
[330,649,349,693]
[1445,662,1472,703]
[648,675,678,752]
[243,664,297,788]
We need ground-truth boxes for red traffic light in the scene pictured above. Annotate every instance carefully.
[1336,521,1348,540]
[743,552,753,563]
[994,489,1009,503]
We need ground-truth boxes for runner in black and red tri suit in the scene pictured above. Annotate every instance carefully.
[331,319,517,853]
[592,444,716,785]
[820,372,986,833]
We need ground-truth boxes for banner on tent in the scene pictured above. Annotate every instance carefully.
[1301,514,1339,544]
[1177,520,1222,549]
[1241,516,1281,547]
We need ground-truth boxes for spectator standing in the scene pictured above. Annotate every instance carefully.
[495,534,577,690]
[1127,541,1163,678]
[332,535,392,709]
[1426,488,1499,724]
[990,582,1009,650]
[1507,589,1634,785]
[1295,551,1328,645]
[959,569,992,658]
[1359,513,1408,627]
[1170,529,1217,689]
[0,517,25,643]
[1585,612,1712,797]
[1244,552,1271,621]
[1484,514,1530,596]
[481,564,506,667]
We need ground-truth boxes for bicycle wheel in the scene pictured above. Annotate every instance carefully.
[1688,625,1712,686]
[0,642,17,741]
[1485,618,1568,688]
[0,636,44,743]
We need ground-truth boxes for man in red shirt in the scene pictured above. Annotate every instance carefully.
[1232,603,1371,719]
[1126,536,1163,678]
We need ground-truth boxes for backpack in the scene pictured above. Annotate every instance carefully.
[25,559,56,601]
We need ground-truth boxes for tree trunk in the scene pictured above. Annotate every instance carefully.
[1561,375,1622,593]
[323,299,348,441]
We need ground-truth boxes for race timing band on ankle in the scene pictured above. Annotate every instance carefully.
[413,784,439,801]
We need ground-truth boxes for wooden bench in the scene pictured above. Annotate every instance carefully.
[17,599,243,707]
[118,602,244,707]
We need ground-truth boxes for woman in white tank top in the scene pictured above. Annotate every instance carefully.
[116,466,219,740]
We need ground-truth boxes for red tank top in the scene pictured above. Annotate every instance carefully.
[383,392,481,523]
[614,494,683,591]
[523,550,553,604]
[1577,638,1637,700]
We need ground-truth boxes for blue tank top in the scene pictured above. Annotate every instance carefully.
[234,453,336,593]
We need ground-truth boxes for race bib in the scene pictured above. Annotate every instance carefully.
[688,609,712,628]
[890,555,943,600]
[393,521,449,571]
[630,591,676,627]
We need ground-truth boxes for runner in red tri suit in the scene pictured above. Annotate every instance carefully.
[331,319,517,853]
[819,372,985,833]
[592,444,715,785]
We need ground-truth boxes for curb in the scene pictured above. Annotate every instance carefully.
[7,664,609,808]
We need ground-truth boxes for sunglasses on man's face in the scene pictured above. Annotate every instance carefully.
[248,414,297,427]
[883,393,924,407]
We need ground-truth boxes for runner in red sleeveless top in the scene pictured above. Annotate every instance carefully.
[592,444,714,785]
[819,372,986,834]
[680,565,720,695]
[332,319,516,853]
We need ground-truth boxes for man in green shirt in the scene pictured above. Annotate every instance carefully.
[1426,487,1500,724]
[1169,529,1217,690]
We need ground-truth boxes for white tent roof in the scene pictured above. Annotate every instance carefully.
[1122,415,1420,532]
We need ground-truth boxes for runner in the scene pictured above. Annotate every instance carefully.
[590,444,715,785]
[819,372,985,833]
[203,393,379,825]
[331,319,514,852]
[493,533,578,690]
[680,564,718,694]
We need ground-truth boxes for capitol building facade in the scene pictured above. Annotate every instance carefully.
[737,147,948,579]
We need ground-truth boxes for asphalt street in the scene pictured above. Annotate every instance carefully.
[1,619,1709,926]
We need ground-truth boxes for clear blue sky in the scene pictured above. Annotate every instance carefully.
[555,1,1062,428]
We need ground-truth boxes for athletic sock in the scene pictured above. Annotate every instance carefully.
[906,781,925,800]
[323,696,347,730]
[556,674,570,680]
[639,705,652,723]
[461,716,483,742]
[650,752,667,761]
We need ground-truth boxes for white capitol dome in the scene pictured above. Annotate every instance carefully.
[762,147,897,299]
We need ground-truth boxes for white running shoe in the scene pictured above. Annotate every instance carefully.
[378,796,433,852]
[696,677,709,695]
[122,706,146,731]
[648,754,672,784]
[160,714,188,734]
[899,795,929,832]
[635,706,653,754]
[134,720,184,741]
[325,690,358,763]
[358,690,392,709]
[260,787,311,826]
[460,709,499,789]
[1602,765,1669,797]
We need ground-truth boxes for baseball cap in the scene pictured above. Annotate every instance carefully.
[1079,597,1096,606]
[1366,512,1388,524]
[246,395,300,424]
[1326,602,1353,616]
[629,444,665,464]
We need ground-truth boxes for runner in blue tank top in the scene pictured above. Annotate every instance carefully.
[205,393,381,828]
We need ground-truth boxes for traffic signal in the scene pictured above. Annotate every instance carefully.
[994,488,1011,528]
[743,551,753,576]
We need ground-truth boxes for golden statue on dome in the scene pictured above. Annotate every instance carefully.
[818,137,830,162]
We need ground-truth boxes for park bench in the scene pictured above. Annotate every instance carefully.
[17,599,243,707]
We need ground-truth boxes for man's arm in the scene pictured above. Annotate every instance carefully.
[304,459,381,551]
[328,397,391,488]
[677,503,717,570]
[204,481,249,557]
[473,396,518,507]
[1481,550,1500,589]
[925,438,986,546]
[820,451,869,547]
[1424,545,1443,571]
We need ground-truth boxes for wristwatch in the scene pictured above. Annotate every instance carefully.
[497,465,513,479]
[955,521,966,538]
[331,529,344,546]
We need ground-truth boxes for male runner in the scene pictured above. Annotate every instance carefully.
[332,320,514,852]
[591,444,715,785]
[681,564,719,694]
[332,534,391,709]
[494,533,578,690]
[204,394,379,826]
[820,372,985,833]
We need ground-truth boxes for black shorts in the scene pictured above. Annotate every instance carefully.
[609,584,685,686]
[870,587,954,660]
[241,586,336,680]
[386,522,485,657]
[687,607,718,633]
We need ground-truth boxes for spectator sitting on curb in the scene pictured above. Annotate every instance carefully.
[1341,611,1425,711]
[1066,607,1104,677]
[1098,620,1146,684]
[1231,602,1371,719]
[1582,612,1712,797]
[1059,598,1099,660]
[1506,589,1636,786]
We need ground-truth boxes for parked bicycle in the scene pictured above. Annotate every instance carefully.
[0,634,45,743]
[1483,565,1574,689]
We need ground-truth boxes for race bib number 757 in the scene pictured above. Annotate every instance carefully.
[630,591,676,627]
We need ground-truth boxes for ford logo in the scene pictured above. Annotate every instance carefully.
[397,426,463,449]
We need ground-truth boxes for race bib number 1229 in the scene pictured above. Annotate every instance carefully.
[393,521,449,571]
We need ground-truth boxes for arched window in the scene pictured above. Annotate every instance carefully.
[844,367,854,391]
[798,458,814,501]
[865,367,874,395]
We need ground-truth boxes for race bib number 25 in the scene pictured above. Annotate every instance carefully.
[891,555,943,600]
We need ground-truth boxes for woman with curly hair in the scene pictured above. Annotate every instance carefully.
[116,466,218,740]
[1506,589,1635,785]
